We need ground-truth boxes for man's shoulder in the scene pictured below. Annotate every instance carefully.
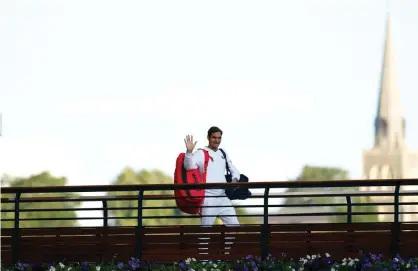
[197,147,209,153]
[219,147,228,153]
[194,148,209,156]
[219,148,230,157]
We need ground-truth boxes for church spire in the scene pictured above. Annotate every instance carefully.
[374,14,405,150]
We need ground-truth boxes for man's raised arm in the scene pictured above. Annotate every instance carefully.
[184,150,204,170]
[183,134,203,170]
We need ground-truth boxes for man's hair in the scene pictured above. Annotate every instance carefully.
[207,126,223,137]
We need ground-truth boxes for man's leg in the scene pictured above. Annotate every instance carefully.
[218,197,240,226]
[218,197,239,254]
[200,196,218,226]
[198,196,219,257]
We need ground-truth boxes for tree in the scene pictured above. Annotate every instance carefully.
[284,165,350,206]
[295,165,349,181]
[284,165,379,223]
[106,167,258,226]
[1,172,81,228]
[329,195,379,223]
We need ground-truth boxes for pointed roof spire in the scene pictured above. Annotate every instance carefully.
[374,13,405,149]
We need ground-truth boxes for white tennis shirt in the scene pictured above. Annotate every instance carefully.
[183,146,240,195]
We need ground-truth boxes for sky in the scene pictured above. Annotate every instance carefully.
[1,0,417,225]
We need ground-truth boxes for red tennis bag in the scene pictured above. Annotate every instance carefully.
[174,149,209,215]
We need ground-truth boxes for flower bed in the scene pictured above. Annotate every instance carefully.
[2,252,418,271]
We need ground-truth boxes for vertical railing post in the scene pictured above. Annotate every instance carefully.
[102,200,108,227]
[345,196,352,224]
[391,183,401,258]
[344,195,354,254]
[135,189,144,259]
[12,192,21,264]
[261,186,270,260]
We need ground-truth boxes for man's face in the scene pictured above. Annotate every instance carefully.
[208,132,222,150]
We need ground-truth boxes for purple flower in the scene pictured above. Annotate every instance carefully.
[179,262,186,270]
[81,263,89,271]
[128,257,141,270]
[363,262,373,268]
[117,262,124,269]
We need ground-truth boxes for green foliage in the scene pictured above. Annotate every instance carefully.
[106,167,258,226]
[329,195,380,223]
[285,165,379,223]
[285,165,351,205]
[105,167,197,226]
[1,172,81,228]
[295,165,349,181]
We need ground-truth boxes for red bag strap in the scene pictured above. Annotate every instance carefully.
[198,148,210,183]
[197,148,210,216]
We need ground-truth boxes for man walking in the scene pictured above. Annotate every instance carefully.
[183,126,240,226]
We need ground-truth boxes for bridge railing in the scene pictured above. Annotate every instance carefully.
[1,179,418,263]
[2,179,418,227]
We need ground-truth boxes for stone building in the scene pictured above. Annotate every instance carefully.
[362,14,418,222]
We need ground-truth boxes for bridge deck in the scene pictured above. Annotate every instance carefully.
[2,222,418,263]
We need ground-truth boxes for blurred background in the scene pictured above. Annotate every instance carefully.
[1,0,417,227]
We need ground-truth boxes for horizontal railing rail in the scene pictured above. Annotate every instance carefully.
[1,178,418,263]
[2,178,418,193]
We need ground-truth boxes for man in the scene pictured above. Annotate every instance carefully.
[183,126,240,226]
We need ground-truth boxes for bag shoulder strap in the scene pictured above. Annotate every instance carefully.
[219,148,231,176]
[198,148,210,183]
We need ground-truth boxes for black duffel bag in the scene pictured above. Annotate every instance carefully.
[219,149,252,200]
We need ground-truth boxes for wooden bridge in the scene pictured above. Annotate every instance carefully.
[1,179,418,263]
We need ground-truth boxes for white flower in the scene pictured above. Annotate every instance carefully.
[185,258,191,264]
[331,268,336,271]
[325,253,331,257]
[96,266,101,271]
[306,255,311,259]
[342,262,346,266]
[49,267,56,271]
[312,255,317,259]
[192,258,196,262]
[67,268,72,271]
[292,269,295,271]
[59,263,65,268]
[348,260,355,266]
[407,264,411,268]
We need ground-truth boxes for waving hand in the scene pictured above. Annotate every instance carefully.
[184,134,197,153]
